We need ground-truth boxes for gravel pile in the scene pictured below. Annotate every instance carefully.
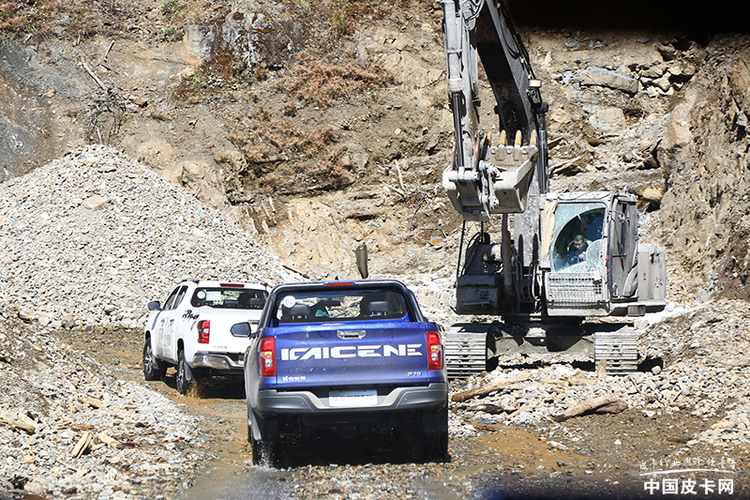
[449,299,750,450]
[0,311,211,499]
[0,145,298,330]
[0,145,300,499]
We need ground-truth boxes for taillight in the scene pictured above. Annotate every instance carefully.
[198,320,210,344]
[259,337,276,377]
[427,331,443,371]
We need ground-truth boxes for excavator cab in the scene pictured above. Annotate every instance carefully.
[544,192,666,317]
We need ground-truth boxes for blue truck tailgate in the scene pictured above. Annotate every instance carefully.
[273,320,439,389]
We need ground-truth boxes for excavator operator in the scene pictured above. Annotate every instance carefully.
[565,234,590,264]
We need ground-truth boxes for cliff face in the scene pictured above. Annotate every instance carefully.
[654,36,750,299]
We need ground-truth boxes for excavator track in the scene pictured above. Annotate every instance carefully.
[445,322,638,378]
[444,324,489,379]
[594,328,638,374]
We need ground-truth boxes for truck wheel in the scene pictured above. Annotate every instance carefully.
[251,434,279,467]
[175,349,192,395]
[250,415,279,467]
[142,336,165,381]
[423,429,449,463]
[421,405,449,463]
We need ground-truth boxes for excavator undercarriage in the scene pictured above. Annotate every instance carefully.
[444,322,640,378]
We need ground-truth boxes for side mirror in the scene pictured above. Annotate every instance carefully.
[231,322,256,338]
[148,301,161,311]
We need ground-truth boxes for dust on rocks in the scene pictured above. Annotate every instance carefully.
[0,144,296,499]
[0,2,749,498]
[440,299,750,498]
[0,147,749,499]
[452,299,750,444]
[0,312,212,499]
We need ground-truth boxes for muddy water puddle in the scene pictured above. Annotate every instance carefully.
[148,379,601,500]
[466,424,593,474]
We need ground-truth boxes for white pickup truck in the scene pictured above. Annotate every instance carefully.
[142,279,270,394]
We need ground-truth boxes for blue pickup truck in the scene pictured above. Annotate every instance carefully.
[243,279,449,466]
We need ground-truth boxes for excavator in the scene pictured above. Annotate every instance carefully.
[438,0,667,376]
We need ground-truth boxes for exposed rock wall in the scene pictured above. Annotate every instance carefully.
[655,35,750,299]
[2,0,750,303]
[0,38,86,180]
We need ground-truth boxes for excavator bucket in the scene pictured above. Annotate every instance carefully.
[486,139,538,213]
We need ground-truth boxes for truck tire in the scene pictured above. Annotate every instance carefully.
[423,429,449,463]
[142,336,166,381]
[250,414,279,467]
[175,349,192,395]
[421,405,449,463]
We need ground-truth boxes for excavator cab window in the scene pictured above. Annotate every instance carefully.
[551,204,606,272]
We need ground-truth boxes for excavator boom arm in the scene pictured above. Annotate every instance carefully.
[441,0,548,222]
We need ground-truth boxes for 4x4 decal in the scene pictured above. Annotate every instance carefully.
[182,309,199,320]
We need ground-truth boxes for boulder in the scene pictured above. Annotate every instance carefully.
[635,185,665,210]
[586,106,627,136]
[580,67,638,94]
[83,195,109,210]
[657,102,693,185]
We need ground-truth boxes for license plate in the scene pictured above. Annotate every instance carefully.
[329,389,378,407]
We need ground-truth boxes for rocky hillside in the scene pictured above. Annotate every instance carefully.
[2,4,750,498]
[651,35,750,300]
[1,1,749,299]
[2,144,750,499]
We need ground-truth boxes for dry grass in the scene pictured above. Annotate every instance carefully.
[1,0,127,37]
[171,0,391,189]
[1,0,420,192]
[282,51,385,108]
[172,0,397,92]
[0,2,28,32]
[228,105,352,189]
[0,0,211,38]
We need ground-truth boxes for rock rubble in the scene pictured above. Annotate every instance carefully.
[0,145,300,499]
[0,145,298,330]
[0,312,211,499]
[3,146,750,499]
[448,300,750,454]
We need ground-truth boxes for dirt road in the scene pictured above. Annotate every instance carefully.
[50,326,749,499]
